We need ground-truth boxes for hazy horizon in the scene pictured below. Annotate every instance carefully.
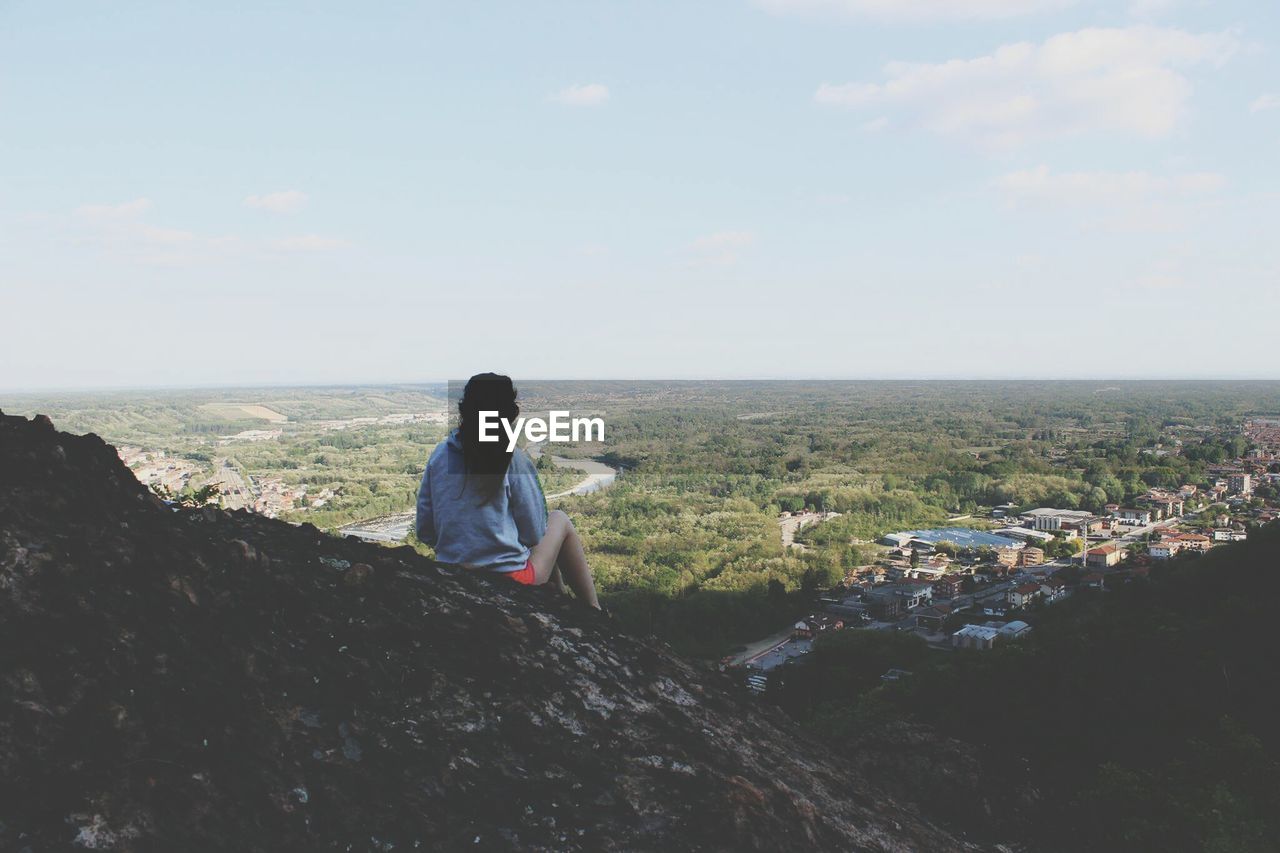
[5,375,1280,397]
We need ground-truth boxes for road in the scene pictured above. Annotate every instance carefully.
[726,626,798,668]
[205,459,255,511]
[337,513,414,543]
[778,514,816,551]
[1083,515,1182,557]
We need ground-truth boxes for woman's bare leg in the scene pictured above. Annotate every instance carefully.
[529,510,600,608]
[548,564,569,595]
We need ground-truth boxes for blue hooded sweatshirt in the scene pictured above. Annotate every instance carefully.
[415,431,547,572]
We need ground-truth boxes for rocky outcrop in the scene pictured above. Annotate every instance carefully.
[0,412,983,851]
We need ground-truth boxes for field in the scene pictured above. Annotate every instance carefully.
[197,403,289,423]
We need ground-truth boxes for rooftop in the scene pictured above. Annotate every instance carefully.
[1021,508,1095,520]
[886,527,1024,550]
[954,624,1000,641]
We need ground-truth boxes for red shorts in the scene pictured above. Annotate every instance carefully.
[507,559,537,586]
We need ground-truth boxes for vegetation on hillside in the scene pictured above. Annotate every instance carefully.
[6,380,1279,657]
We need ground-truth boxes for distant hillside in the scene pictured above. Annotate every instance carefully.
[0,386,448,445]
[0,411,982,852]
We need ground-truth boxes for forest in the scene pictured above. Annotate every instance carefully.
[513,381,1280,654]
[5,380,1279,656]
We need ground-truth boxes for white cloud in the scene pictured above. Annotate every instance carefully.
[551,83,610,107]
[269,234,351,251]
[994,165,1225,231]
[244,190,309,214]
[693,231,755,250]
[75,198,152,220]
[995,165,1224,203]
[755,0,1072,21]
[1250,93,1280,113]
[691,230,755,265]
[1135,270,1186,290]
[1128,0,1178,17]
[71,199,241,266]
[815,27,1237,147]
[135,225,197,245]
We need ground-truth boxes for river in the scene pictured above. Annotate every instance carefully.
[338,444,618,544]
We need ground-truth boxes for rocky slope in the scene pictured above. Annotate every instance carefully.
[0,412,984,852]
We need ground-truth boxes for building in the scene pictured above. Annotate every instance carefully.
[903,555,951,580]
[1228,473,1253,496]
[994,527,1056,545]
[825,596,874,623]
[1085,544,1124,569]
[995,547,1021,569]
[1020,508,1097,531]
[1112,508,1151,526]
[1151,531,1213,558]
[1040,578,1067,603]
[1019,546,1045,567]
[882,527,1026,551]
[1066,517,1105,537]
[1008,582,1041,608]
[1138,490,1184,519]
[1171,532,1212,553]
[915,604,953,633]
[932,575,965,599]
[993,617,1034,637]
[952,624,1001,650]
[890,581,934,610]
[793,614,844,639]
[866,592,903,621]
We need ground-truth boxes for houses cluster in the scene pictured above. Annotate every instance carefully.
[822,560,1070,636]
[1017,485,1203,539]
[792,613,844,639]
[217,428,283,445]
[116,446,201,494]
[739,419,1280,692]
[1244,417,1280,456]
[315,412,446,432]
[252,479,336,518]
[1147,530,1211,560]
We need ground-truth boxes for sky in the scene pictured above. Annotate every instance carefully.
[2,0,1278,390]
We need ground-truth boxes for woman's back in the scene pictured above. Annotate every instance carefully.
[416,431,546,570]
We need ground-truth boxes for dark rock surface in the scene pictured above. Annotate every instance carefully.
[0,412,986,851]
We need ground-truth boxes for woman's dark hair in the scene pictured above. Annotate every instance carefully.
[456,373,519,504]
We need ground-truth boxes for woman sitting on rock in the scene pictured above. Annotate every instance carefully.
[415,373,600,609]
